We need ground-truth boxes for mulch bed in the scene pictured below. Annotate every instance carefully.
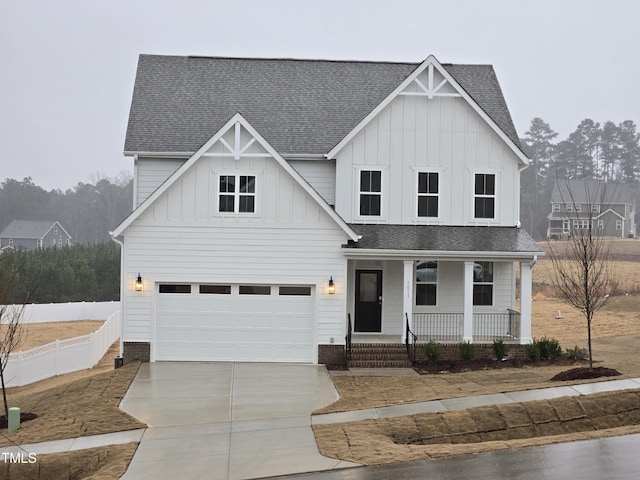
[413,357,582,374]
[0,412,38,429]
[551,367,622,381]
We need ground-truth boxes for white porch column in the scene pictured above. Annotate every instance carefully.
[402,260,414,343]
[463,261,474,342]
[520,261,533,344]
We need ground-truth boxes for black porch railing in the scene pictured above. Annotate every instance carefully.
[412,310,521,343]
[345,313,352,364]
[405,313,417,363]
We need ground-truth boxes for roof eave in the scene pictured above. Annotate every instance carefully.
[342,248,544,260]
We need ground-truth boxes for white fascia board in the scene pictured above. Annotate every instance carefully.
[113,113,359,242]
[124,151,192,158]
[595,208,625,220]
[342,248,544,261]
[326,55,529,167]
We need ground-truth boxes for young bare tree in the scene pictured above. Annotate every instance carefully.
[547,179,619,370]
[0,257,32,419]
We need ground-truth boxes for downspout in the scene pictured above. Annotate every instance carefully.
[110,233,125,357]
[529,254,538,269]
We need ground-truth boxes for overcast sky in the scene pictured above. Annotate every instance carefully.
[2,0,639,191]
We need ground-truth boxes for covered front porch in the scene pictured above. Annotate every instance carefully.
[343,224,543,347]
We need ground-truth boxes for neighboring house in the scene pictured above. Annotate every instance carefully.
[112,54,543,364]
[0,220,72,250]
[547,180,636,240]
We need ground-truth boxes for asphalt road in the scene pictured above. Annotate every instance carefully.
[268,434,640,480]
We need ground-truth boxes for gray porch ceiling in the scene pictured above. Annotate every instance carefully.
[344,224,543,256]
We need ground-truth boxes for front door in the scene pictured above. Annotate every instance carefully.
[354,270,382,332]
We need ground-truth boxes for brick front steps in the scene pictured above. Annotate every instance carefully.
[348,343,413,368]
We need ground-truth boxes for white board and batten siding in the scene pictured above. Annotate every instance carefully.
[121,131,349,362]
[334,67,521,227]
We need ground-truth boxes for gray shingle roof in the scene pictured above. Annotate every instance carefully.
[124,55,523,155]
[345,224,542,254]
[550,180,634,205]
[0,220,61,239]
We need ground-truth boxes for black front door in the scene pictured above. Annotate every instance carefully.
[354,270,382,332]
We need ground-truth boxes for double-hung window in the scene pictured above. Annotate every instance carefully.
[474,174,495,219]
[473,261,493,306]
[219,175,256,213]
[359,170,382,216]
[417,172,438,218]
[415,261,437,305]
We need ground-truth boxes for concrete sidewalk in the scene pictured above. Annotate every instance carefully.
[312,375,640,425]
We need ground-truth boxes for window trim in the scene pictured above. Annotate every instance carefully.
[566,204,573,213]
[217,173,258,215]
[473,173,497,220]
[616,220,623,230]
[552,203,560,212]
[591,204,600,213]
[416,171,440,219]
[357,168,383,218]
[575,204,582,212]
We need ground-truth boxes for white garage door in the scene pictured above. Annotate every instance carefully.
[155,283,315,362]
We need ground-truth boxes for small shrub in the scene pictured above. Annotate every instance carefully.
[423,341,442,363]
[565,345,587,361]
[537,337,564,361]
[492,339,508,360]
[525,342,541,362]
[458,341,475,361]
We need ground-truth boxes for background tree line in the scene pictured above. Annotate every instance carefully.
[0,243,120,304]
[520,118,640,239]
[0,172,133,245]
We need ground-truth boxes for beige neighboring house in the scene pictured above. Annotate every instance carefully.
[0,220,72,251]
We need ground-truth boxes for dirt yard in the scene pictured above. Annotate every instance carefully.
[5,320,106,352]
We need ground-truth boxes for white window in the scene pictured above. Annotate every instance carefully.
[8,239,13,247]
[473,262,493,306]
[566,204,573,213]
[417,172,439,218]
[415,261,437,305]
[36,239,41,248]
[58,238,62,247]
[575,204,582,212]
[553,204,560,212]
[616,220,622,230]
[54,226,58,235]
[597,220,604,229]
[563,220,570,232]
[359,170,382,216]
[592,204,600,213]
[218,175,256,213]
[474,174,495,219]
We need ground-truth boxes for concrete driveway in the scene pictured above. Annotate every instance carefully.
[119,362,357,480]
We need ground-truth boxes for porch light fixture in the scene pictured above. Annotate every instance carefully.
[327,276,335,295]
[134,274,143,292]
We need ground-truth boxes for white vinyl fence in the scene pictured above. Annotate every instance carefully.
[17,301,120,323]
[3,303,121,387]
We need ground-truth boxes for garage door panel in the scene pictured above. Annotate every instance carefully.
[156,284,314,362]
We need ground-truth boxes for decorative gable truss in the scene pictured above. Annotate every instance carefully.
[399,63,461,99]
[203,121,271,161]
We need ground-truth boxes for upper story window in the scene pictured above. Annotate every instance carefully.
[566,204,573,212]
[219,175,256,213]
[54,226,58,235]
[575,204,582,212]
[415,260,437,306]
[474,174,495,219]
[591,204,600,213]
[359,170,381,216]
[552,204,560,212]
[417,172,439,218]
[473,261,493,306]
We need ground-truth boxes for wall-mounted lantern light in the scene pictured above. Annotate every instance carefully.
[327,276,335,295]
[134,274,143,292]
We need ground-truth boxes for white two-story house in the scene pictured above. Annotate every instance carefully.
[112,54,542,365]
